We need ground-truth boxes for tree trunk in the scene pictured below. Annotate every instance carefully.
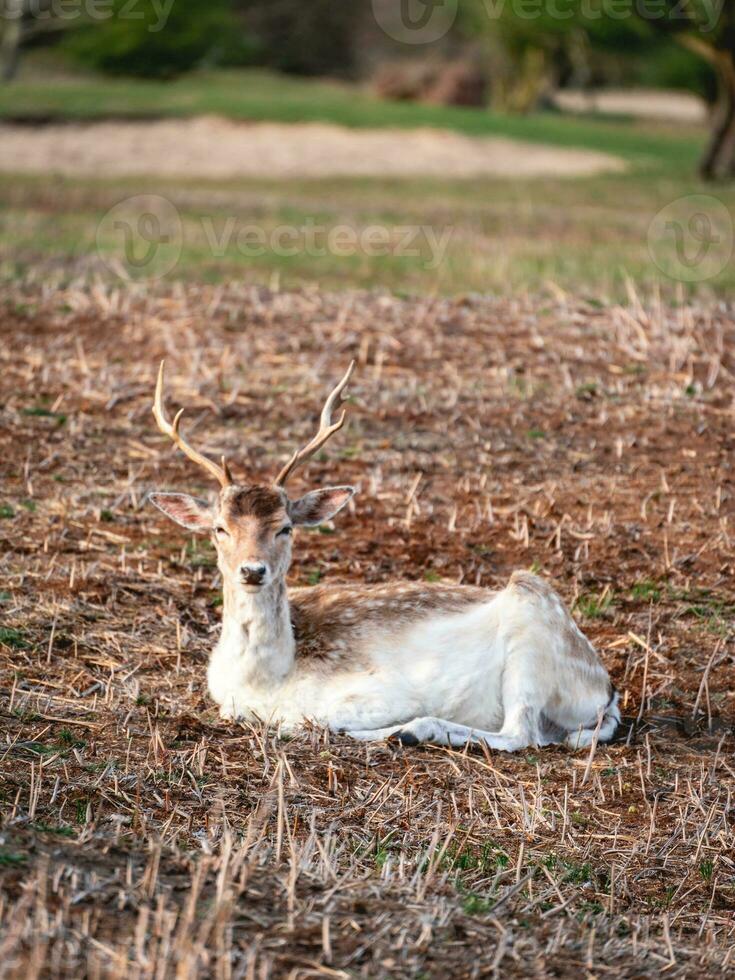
[0,0,24,82]
[699,49,735,181]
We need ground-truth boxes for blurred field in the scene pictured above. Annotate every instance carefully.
[0,66,704,168]
[4,168,735,300]
[1,67,734,301]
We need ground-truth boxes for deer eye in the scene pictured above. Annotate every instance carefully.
[214,526,229,537]
[276,525,293,538]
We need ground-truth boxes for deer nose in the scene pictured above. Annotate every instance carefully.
[240,562,267,585]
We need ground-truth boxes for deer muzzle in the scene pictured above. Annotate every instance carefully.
[240,561,268,588]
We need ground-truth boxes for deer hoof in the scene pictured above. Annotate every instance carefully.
[393,729,420,747]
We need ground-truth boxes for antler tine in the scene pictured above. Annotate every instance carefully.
[274,360,355,488]
[152,360,232,488]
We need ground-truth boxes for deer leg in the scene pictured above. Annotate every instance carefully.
[345,647,549,750]
[345,646,584,751]
[344,713,537,752]
[342,723,407,742]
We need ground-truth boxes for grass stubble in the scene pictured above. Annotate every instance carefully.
[0,280,733,977]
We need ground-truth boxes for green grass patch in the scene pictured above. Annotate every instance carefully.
[0,850,27,866]
[575,590,614,619]
[0,627,30,649]
[3,167,733,302]
[0,67,703,172]
[669,587,735,636]
[443,841,509,875]
[462,892,495,916]
[31,822,76,838]
[699,859,714,882]
[631,579,663,603]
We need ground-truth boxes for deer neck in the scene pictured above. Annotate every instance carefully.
[220,577,294,684]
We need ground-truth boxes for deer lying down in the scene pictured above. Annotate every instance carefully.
[148,361,620,752]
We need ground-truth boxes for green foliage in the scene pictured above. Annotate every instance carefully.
[63,0,246,79]
[635,39,716,100]
[458,0,717,109]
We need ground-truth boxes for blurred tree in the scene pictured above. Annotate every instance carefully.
[0,0,22,80]
[1,0,64,80]
[0,1,19,80]
[458,0,656,111]
[639,1,735,180]
[63,0,245,79]
[459,0,731,180]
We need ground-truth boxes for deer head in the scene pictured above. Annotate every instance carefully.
[148,362,356,593]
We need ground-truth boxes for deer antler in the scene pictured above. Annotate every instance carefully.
[274,361,355,487]
[152,361,232,488]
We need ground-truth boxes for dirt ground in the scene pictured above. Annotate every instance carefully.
[553,88,707,124]
[0,282,733,977]
[0,117,626,180]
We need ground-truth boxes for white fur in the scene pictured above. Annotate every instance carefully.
[207,573,619,752]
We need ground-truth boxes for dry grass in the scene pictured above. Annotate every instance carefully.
[0,281,733,978]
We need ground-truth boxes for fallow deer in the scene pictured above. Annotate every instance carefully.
[148,361,619,751]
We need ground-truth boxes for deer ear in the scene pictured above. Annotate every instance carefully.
[288,486,355,527]
[148,492,213,532]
